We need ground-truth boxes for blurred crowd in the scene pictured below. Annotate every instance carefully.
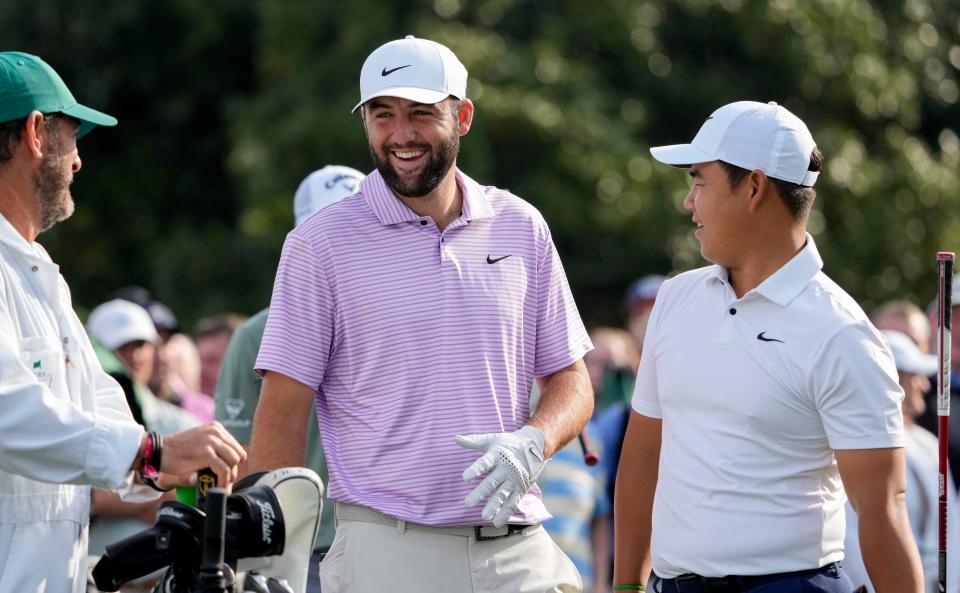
[81,290,245,565]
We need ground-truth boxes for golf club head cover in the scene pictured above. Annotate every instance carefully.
[233,467,324,593]
[225,484,286,563]
[93,501,205,592]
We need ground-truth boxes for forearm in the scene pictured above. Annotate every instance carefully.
[613,412,661,587]
[248,371,313,472]
[856,496,923,593]
[837,448,923,593]
[531,359,592,457]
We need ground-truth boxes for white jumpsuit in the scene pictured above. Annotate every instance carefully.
[0,214,154,592]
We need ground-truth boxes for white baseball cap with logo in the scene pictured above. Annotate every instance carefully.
[352,35,467,113]
[293,165,365,226]
[650,100,819,187]
[86,299,160,350]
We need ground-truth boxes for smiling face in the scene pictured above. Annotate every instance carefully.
[683,161,752,266]
[361,96,472,198]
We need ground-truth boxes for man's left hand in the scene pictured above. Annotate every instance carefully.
[455,425,546,527]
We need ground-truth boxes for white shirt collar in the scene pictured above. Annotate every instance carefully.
[0,213,45,259]
[706,233,824,307]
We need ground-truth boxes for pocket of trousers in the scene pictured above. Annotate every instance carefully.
[318,524,348,592]
[540,528,584,593]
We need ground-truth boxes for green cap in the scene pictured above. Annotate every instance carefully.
[0,52,117,138]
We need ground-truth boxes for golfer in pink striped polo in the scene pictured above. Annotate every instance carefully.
[250,35,593,592]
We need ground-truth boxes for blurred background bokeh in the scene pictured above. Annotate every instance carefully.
[3,0,958,328]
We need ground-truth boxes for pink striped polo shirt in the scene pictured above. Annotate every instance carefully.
[256,167,592,526]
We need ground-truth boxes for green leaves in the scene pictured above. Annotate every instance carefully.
[2,0,957,325]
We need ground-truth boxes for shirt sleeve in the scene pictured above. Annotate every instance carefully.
[256,233,337,390]
[0,293,145,492]
[215,315,264,443]
[809,321,905,450]
[631,286,666,419]
[533,226,593,377]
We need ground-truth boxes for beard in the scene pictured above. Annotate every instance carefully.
[36,138,74,232]
[369,129,460,198]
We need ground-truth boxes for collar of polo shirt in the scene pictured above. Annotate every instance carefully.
[707,233,823,307]
[361,167,496,226]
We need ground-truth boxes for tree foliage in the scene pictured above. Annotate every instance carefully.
[1,0,957,327]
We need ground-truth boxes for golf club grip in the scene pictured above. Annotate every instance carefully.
[578,432,599,466]
[936,251,954,593]
[939,252,953,417]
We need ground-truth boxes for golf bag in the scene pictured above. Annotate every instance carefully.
[92,467,323,593]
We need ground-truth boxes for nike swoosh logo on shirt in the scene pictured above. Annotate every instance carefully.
[486,255,511,264]
[757,332,785,343]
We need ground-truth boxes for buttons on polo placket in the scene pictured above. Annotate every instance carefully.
[716,302,739,343]
[439,233,450,262]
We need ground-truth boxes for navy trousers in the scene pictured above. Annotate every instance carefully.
[655,563,858,593]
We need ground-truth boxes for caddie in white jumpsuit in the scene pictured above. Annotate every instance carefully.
[0,51,245,593]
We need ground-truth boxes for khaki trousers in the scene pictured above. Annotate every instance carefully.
[319,505,581,593]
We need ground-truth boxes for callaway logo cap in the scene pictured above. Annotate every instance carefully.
[293,165,365,226]
[352,35,467,112]
[0,52,117,138]
[650,100,819,187]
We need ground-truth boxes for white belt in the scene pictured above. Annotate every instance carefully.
[334,503,538,541]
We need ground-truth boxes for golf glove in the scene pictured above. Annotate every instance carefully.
[455,425,546,527]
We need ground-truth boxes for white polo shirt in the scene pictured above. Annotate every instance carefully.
[632,235,904,578]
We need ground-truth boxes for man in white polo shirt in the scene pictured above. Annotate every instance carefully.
[614,101,923,593]
[249,36,593,592]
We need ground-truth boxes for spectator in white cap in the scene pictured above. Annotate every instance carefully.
[843,330,959,593]
[86,299,198,435]
[215,163,363,593]
[615,101,922,593]
[249,35,592,592]
[87,299,162,386]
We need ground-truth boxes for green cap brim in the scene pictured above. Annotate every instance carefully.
[61,102,117,138]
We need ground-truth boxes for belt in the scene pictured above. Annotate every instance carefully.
[334,502,536,541]
[658,562,841,593]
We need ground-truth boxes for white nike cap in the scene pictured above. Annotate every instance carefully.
[87,299,159,350]
[882,329,937,376]
[650,100,819,187]
[352,35,467,113]
[293,165,365,226]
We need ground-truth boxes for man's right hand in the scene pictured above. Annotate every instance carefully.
[159,422,247,487]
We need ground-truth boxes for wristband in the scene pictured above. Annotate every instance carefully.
[614,586,645,591]
[139,432,172,492]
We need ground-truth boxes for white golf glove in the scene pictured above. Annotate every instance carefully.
[455,425,546,527]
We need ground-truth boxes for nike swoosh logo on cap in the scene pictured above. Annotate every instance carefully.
[381,65,411,76]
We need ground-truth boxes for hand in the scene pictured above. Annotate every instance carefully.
[161,422,247,487]
[455,425,546,527]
